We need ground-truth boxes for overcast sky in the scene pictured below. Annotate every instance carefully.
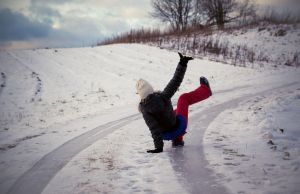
[0,0,159,50]
[0,0,299,50]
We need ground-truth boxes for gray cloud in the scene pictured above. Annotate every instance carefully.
[29,3,61,25]
[0,8,52,41]
[29,0,81,8]
[0,0,157,49]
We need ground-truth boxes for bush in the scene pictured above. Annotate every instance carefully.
[274,29,287,36]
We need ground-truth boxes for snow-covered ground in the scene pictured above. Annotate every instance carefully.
[204,84,300,194]
[0,44,299,194]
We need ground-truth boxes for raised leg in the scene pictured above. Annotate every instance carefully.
[174,85,211,142]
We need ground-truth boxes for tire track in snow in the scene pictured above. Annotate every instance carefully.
[168,81,300,194]
[7,113,141,194]
[6,52,43,103]
[6,52,35,74]
[30,71,43,102]
[0,72,6,95]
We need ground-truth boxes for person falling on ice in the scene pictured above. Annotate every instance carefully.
[136,52,212,153]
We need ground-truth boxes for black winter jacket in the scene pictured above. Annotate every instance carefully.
[139,61,187,149]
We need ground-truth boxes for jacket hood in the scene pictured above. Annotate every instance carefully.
[136,79,154,100]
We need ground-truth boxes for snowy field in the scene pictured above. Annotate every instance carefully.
[0,44,299,194]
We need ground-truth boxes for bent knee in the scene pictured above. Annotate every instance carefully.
[179,93,189,100]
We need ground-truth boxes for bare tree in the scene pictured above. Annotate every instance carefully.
[151,0,193,31]
[191,0,205,26]
[196,0,256,28]
[237,0,256,25]
[198,0,237,28]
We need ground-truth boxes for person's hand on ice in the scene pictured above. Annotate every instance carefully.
[146,148,163,153]
[178,52,193,66]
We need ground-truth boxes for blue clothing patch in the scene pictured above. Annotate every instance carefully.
[162,115,187,140]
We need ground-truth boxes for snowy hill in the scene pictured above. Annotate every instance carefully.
[148,23,300,68]
[0,44,300,194]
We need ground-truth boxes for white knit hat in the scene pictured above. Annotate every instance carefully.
[136,79,154,99]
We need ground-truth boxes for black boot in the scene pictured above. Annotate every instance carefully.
[172,140,185,147]
[200,76,212,96]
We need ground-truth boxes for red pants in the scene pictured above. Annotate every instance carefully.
[175,85,211,141]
